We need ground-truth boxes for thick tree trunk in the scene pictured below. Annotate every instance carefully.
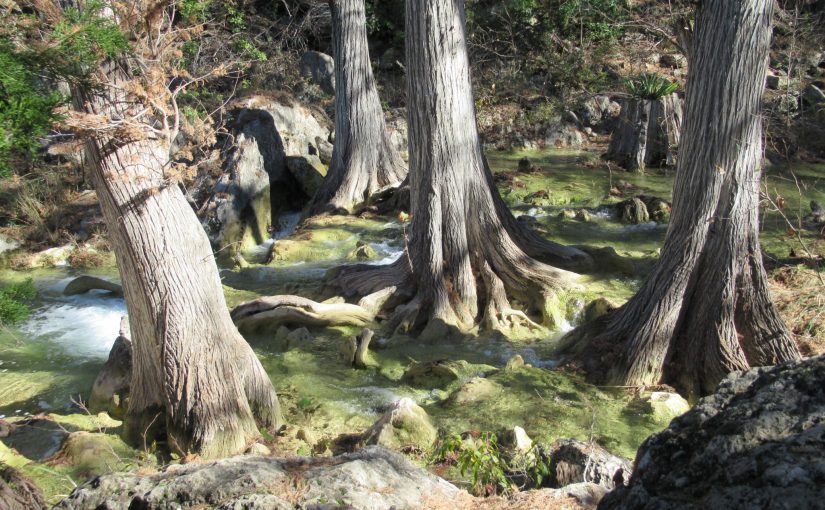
[76,61,282,458]
[607,94,683,172]
[308,0,407,214]
[327,0,591,339]
[565,0,800,396]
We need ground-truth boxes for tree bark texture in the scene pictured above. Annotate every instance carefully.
[328,0,591,339]
[607,94,683,172]
[567,0,800,396]
[76,62,282,458]
[309,0,407,214]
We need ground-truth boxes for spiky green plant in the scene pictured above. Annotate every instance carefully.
[625,73,679,100]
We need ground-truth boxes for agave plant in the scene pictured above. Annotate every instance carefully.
[625,73,680,100]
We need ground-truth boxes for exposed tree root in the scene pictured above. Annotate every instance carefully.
[231,295,374,332]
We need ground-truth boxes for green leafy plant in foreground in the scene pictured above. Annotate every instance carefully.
[624,73,679,100]
[433,432,552,496]
[0,279,37,325]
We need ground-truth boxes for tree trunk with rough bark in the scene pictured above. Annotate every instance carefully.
[607,94,683,172]
[564,0,800,397]
[308,0,407,214]
[76,61,282,458]
[326,0,592,340]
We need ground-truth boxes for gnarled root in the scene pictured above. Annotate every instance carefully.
[231,295,374,333]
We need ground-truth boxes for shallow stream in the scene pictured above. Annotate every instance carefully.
[0,149,822,500]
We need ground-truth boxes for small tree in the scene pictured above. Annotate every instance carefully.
[308,0,406,214]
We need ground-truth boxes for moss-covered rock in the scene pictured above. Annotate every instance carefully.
[447,377,502,405]
[361,398,437,450]
[584,298,619,323]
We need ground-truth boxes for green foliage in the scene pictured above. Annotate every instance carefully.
[0,0,127,175]
[0,279,36,325]
[178,0,213,23]
[433,432,552,496]
[624,73,679,100]
[0,43,64,176]
[436,433,510,496]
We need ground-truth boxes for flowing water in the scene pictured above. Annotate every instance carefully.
[1,149,822,468]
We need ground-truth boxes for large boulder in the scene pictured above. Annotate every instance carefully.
[544,120,585,148]
[89,317,132,419]
[55,446,459,510]
[600,355,825,510]
[201,95,330,258]
[299,51,335,95]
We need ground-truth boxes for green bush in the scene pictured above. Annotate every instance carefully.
[0,279,36,325]
[624,73,679,100]
[433,432,552,496]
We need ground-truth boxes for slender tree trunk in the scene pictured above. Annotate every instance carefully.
[565,0,800,396]
[327,0,591,339]
[76,61,282,458]
[308,0,407,214]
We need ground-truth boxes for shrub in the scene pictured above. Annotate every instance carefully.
[624,73,679,100]
[68,248,105,269]
[0,279,36,325]
[433,432,552,496]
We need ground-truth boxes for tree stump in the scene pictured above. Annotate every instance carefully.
[607,93,683,172]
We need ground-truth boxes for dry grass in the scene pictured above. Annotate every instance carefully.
[769,263,825,356]
[423,488,589,510]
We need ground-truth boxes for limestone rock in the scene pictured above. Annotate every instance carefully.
[402,360,460,388]
[632,391,691,423]
[55,446,458,510]
[547,438,632,491]
[89,317,132,419]
[63,276,123,297]
[505,354,525,371]
[245,443,271,456]
[299,51,335,95]
[448,377,502,404]
[513,426,533,452]
[802,83,825,106]
[545,122,585,148]
[285,155,327,197]
[578,95,622,133]
[601,356,825,509]
[361,398,438,450]
[583,298,617,323]
[347,240,377,261]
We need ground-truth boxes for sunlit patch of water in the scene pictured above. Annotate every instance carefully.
[20,278,125,361]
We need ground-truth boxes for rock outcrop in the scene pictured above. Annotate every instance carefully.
[55,446,458,510]
[201,95,330,258]
[299,51,335,95]
[600,355,825,509]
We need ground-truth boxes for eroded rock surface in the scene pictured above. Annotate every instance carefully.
[55,446,458,510]
[600,356,825,509]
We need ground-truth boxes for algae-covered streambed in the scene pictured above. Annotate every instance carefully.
[2,149,823,503]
